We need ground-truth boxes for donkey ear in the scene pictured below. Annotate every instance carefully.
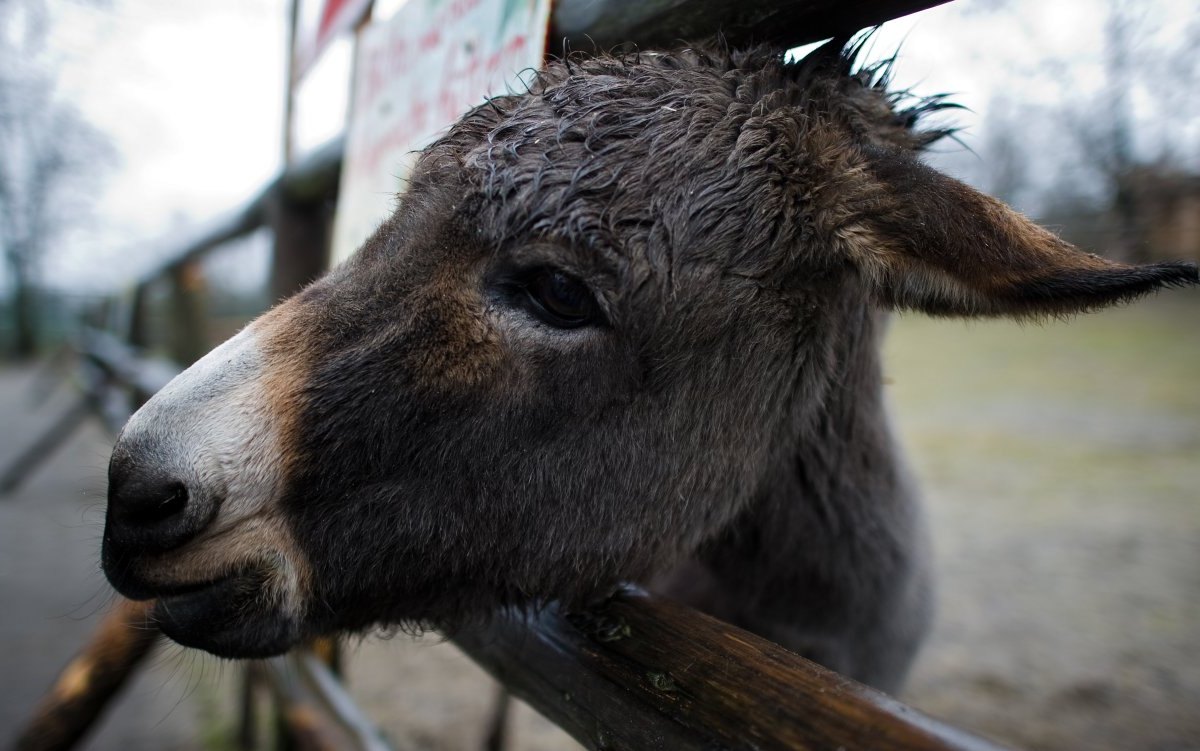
[832,149,1199,317]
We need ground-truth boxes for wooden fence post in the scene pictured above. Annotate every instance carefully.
[12,600,160,751]
[268,192,335,303]
[167,259,208,366]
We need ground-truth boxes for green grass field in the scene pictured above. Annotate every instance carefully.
[886,291,1200,750]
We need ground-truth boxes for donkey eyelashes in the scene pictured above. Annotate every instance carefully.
[501,267,607,329]
[524,269,601,328]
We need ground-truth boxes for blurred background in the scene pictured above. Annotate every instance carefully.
[0,0,1196,749]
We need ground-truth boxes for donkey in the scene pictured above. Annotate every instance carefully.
[101,40,1197,694]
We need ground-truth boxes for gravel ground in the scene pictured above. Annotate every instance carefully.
[0,366,233,751]
[2,291,1196,750]
[888,293,1200,751]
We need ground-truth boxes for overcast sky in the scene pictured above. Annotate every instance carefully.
[36,0,1199,292]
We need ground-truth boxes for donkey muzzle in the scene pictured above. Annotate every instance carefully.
[100,323,310,657]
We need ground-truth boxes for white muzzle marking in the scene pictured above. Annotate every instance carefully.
[117,324,308,605]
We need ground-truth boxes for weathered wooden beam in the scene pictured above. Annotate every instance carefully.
[268,190,334,302]
[551,0,952,52]
[0,328,181,496]
[139,135,345,290]
[261,656,356,751]
[153,199,266,281]
[277,136,344,206]
[456,588,1009,751]
[79,328,180,400]
[292,652,393,751]
[166,259,210,366]
[0,395,93,495]
[15,588,1008,751]
[12,599,160,751]
[260,651,393,751]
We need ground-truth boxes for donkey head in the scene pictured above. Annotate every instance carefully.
[102,42,1197,657]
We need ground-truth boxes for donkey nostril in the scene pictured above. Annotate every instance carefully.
[110,471,192,530]
[106,438,220,556]
[107,470,208,554]
[123,481,189,525]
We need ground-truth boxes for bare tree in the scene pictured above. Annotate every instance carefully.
[979,96,1028,207]
[956,0,1199,260]
[0,0,110,357]
[1084,1,1141,260]
[1044,0,1198,261]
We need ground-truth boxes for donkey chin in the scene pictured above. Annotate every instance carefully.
[101,327,311,658]
[103,542,304,658]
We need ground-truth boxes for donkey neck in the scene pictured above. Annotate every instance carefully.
[659,299,919,624]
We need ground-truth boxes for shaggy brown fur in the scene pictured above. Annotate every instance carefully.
[102,38,1197,693]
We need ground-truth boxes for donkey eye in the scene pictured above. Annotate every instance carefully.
[523,270,599,328]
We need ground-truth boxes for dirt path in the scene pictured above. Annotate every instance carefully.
[888,294,1200,750]
[0,366,231,750]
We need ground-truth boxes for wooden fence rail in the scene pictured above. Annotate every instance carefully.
[552,0,950,51]
[457,588,1008,751]
[14,590,1009,751]
[13,600,159,751]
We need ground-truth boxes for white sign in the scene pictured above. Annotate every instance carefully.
[293,0,373,81]
[332,0,551,263]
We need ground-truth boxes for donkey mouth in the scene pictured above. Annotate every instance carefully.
[152,567,301,658]
[103,531,308,658]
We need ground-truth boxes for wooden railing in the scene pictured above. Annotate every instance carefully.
[552,0,950,50]
[458,588,1008,751]
[15,587,1011,751]
[7,2,1016,750]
